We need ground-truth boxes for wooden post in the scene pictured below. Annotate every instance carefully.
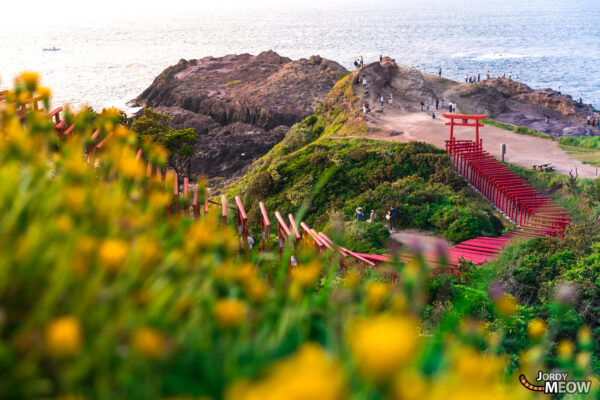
[259,202,271,252]
[221,195,228,225]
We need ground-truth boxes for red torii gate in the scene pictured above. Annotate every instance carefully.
[443,113,486,144]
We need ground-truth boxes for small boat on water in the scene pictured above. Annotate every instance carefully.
[43,46,60,52]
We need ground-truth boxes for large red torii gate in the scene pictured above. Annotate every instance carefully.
[443,113,486,144]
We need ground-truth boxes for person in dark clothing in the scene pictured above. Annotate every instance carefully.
[435,98,439,110]
[356,207,366,222]
[438,67,442,77]
[388,206,397,230]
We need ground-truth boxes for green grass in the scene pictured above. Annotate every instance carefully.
[457,108,554,140]
[557,137,600,167]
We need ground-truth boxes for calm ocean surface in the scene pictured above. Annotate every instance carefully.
[1,0,599,113]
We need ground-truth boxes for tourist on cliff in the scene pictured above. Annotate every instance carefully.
[354,59,359,68]
[420,101,424,111]
[379,54,383,63]
[441,99,445,109]
[360,56,364,67]
[389,93,394,104]
[381,95,385,107]
[435,98,439,110]
[426,101,430,111]
[367,210,375,223]
[432,113,436,119]
[477,73,481,82]
[587,116,591,125]
[545,115,550,124]
[362,75,367,87]
[465,74,468,83]
[356,207,365,222]
[487,70,491,79]
[438,67,442,77]
[509,72,512,80]
[579,94,583,105]
[388,206,397,230]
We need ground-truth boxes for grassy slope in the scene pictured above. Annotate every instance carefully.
[227,74,508,253]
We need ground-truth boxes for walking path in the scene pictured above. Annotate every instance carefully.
[362,110,598,178]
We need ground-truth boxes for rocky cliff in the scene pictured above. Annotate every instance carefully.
[356,59,598,137]
[132,51,346,180]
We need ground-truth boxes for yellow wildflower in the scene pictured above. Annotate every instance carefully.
[45,316,83,357]
[98,239,129,272]
[214,299,247,329]
[245,278,269,303]
[527,319,546,340]
[348,315,419,381]
[37,86,52,100]
[56,214,73,233]
[132,327,165,359]
[343,269,361,289]
[557,339,574,359]
[20,71,39,91]
[495,294,517,317]
[290,261,322,287]
[149,191,172,210]
[64,186,86,212]
[390,370,428,400]
[365,281,389,310]
[119,155,145,179]
[226,343,346,400]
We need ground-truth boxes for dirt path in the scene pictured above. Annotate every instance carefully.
[361,109,598,178]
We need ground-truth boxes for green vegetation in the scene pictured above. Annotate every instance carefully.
[132,108,198,177]
[482,116,554,140]
[558,136,600,167]
[234,138,506,251]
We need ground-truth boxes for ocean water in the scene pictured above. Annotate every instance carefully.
[1,0,599,113]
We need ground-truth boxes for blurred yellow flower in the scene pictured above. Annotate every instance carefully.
[245,278,269,303]
[20,71,39,91]
[17,91,29,104]
[365,281,389,310]
[37,86,52,100]
[56,214,73,233]
[527,319,546,340]
[390,370,428,400]
[343,269,361,289]
[557,339,574,359]
[119,155,145,179]
[348,315,419,381]
[214,299,247,329]
[290,261,322,287]
[99,239,129,272]
[64,186,86,212]
[495,294,517,317]
[226,343,346,400]
[132,327,165,359]
[45,316,83,357]
[149,191,172,210]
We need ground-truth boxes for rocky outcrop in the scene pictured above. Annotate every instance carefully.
[355,60,598,137]
[132,51,346,181]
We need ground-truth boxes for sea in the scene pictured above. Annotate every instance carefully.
[1,0,599,114]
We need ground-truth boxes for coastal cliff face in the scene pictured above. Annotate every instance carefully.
[132,51,346,180]
[356,60,598,137]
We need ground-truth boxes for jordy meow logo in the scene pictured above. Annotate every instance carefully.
[520,371,592,394]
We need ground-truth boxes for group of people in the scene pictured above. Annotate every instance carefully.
[587,116,600,130]
[421,98,457,113]
[356,206,398,230]
[353,56,364,68]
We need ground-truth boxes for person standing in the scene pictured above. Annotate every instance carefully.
[441,98,445,109]
[435,98,439,110]
[426,101,430,111]
[379,54,383,63]
[367,210,375,223]
[579,94,583,105]
[477,73,481,82]
[389,93,394,104]
[360,56,364,67]
[362,75,367,88]
[420,101,424,111]
[465,74,468,83]
[381,95,385,107]
[356,207,365,221]
[388,206,397,230]
[486,70,490,80]
[438,66,442,77]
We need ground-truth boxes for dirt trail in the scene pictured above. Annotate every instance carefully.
[360,109,598,178]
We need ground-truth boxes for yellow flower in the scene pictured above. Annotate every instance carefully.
[187,223,214,249]
[214,299,247,329]
[365,281,389,310]
[37,86,52,100]
[391,370,428,400]
[64,186,86,212]
[245,278,269,302]
[45,316,83,357]
[527,319,546,340]
[98,239,129,272]
[290,261,322,287]
[226,343,346,400]
[495,294,517,317]
[17,91,29,104]
[149,191,172,210]
[132,327,165,359]
[343,269,361,289]
[119,155,145,179]
[20,71,39,91]
[348,315,419,381]
[56,214,73,233]
[557,339,574,359]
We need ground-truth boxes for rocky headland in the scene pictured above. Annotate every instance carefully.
[132,51,346,181]
[355,59,598,137]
